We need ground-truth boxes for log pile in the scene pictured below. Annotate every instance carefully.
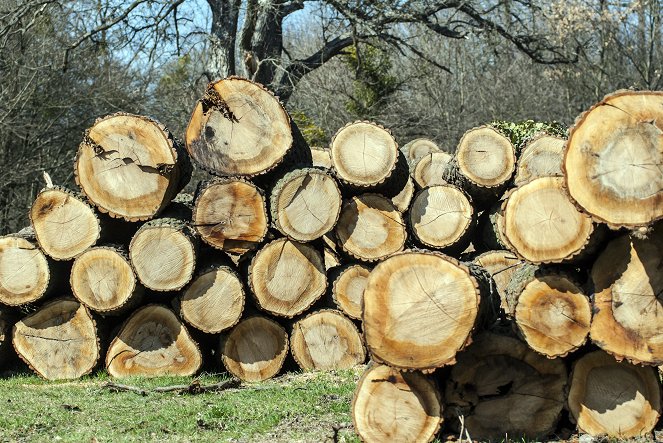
[0,81,662,441]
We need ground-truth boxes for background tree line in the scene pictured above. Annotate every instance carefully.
[0,0,661,233]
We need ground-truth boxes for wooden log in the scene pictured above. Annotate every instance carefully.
[472,250,525,313]
[330,121,398,187]
[363,251,494,371]
[75,113,191,221]
[248,238,326,317]
[444,333,567,440]
[413,151,452,189]
[391,175,415,213]
[221,316,288,382]
[564,90,663,228]
[310,146,332,169]
[400,137,442,171]
[335,194,406,262]
[185,77,309,177]
[0,234,51,306]
[589,225,663,365]
[269,168,342,241]
[70,246,143,314]
[443,126,516,207]
[106,304,202,377]
[408,185,474,253]
[180,263,244,334]
[514,133,565,186]
[129,217,198,292]
[502,176,595,263]
[290,309,365,371]
[192,178,268,255]
[568,350,661,437]
[13,298,99,380]
[505,264,591,358]
[352,364,442,443]
[478,198,510,251]
[331,264,371,320]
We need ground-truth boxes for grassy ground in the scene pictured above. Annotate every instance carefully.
[0,368,364,443]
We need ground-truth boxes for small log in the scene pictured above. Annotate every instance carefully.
[502,176,595,263]
[310,146,332,169]
[0,235,51,306]
[391,175,415,212]
[270,168,342,241]
[221,316,288,382]
[444,333,567,440]
[514,133,565,186]
[106,304,202,377]
[400,137,442,171]
[352,364,442,443]
[472,250,525,312]
[564,90,663,228]
[413,151,452,189]
[75,113,191,221]
[335,194,406,262]
[70,246,143,314]
[248,238,326,317]
[568,350,661,437]
[13,298,99,380]
[290,309,365,371]
[331,264,371,320]
[192,178,268,255]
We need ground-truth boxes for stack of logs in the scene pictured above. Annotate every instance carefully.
[0,78,661,441]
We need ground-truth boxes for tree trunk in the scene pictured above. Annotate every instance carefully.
[564,91,663,228]
[70,245,143,315]
[269,168,342,242]
[589,225,663,365]
[514,133,565,186]
[248,238,326,317]
[106,304,202,377]
[75,113,191,221]
[13,298,99,380]
[352,364,442,443]
[568,350,661,437]
[444,333,567,440]
[192,177,268,255]
[400,137,442,172]
[472,250,525,313]
[335,194,406,262]
[331,263,371,320]
[0,234,51,306]
[413,151,452,189]
[290,309,365,371]
[221,316,288,382]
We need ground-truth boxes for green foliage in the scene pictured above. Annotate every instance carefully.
[343,44,399,119]
[490,120,567,150]
[290,110,328,147]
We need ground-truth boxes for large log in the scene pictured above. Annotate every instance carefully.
[331,263,371,320]
[568,350,661,437]
[0,234,51,306]
[472,250,525,313]
[352,364,442,443]
[514,133,565,186]
[564,90,663,228]
[13,298,99,380]
[75,113,191,221]
[106,304,202,377]
[444,333,567,440]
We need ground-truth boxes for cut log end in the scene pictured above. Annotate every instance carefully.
[456,126,516,187]
[473,250,524,312]
[310,146,332,169]
[391,176,415,213]
[401,138,442,171]
[332,264,371,320]
[0,236,50,306]
[413,151,451,189]
[514,134,565,186]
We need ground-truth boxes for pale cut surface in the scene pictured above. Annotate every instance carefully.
[106,305,202,377]
[310,147,332,169]
[590,225,663,365]
[271,169,341,241]
[185,78,292,176]
[249,238,326,317]
[391,176,415,212]
[181,266,244,334]
[503,176,594,263]
[193,178,267,255]
[473,250,524,312]
[401,138,442,169]
[409,185,472,249]
[352,364,442,443]
[70,247,137,313]
[445,333,567,440]
[290,310,365,371]
[30,188,100,260]
[363,251,479,370]
[514,134,565,186]
[336,194,406,262]
[13,299,98,380]
[222,316,288,382]
[568,350,661,437]
[0,236,50,306]
[413,151,452,188]
[330,122,398,186]
[457,126,515,186]
[332,264,371,320]
[75,114,179,220]
[564,91,663,227]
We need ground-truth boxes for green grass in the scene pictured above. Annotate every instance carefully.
[0,368,363,443]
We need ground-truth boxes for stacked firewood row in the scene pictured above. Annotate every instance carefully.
[0,78,661,441]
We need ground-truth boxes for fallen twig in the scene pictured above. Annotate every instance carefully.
[101,378,240,396]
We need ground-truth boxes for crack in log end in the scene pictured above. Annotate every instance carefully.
[201,86,239,123]
[83,134,106,156]
[157,163,174,176]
